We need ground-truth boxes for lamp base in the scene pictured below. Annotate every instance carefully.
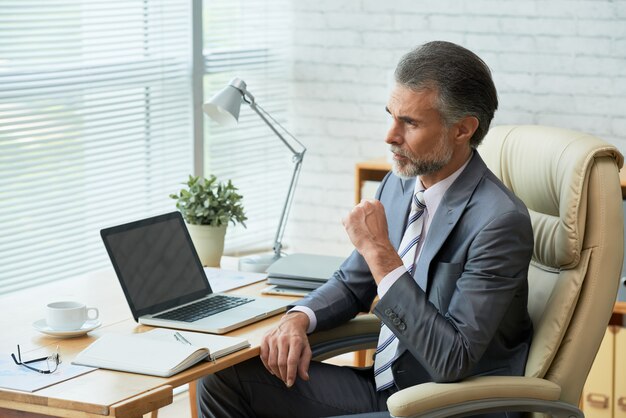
[238,253,282,273]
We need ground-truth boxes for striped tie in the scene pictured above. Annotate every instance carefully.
[374,190,426,391]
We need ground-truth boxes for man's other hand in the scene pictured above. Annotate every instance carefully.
[260,311,311,387]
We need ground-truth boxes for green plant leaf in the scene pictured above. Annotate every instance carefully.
[170,175,247,227]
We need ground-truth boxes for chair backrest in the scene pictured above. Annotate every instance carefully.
[479,125,624,406]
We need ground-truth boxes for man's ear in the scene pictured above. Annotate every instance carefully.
[453,116,479,144]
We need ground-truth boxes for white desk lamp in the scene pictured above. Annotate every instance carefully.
[203,78,306,272]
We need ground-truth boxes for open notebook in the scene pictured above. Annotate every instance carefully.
[72,329,250,377]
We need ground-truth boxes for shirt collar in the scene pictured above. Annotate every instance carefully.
[415,153,473,216]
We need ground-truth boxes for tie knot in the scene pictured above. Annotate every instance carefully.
[413,190,426,210]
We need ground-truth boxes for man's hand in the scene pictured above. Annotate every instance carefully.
[342,199,402,282]
[260,311,312,387]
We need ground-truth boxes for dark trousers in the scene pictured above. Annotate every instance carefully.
[197,357,394,418]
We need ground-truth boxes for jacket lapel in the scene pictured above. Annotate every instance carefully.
[413,152,488,293]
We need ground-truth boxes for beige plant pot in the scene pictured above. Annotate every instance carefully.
[186,223,227,267]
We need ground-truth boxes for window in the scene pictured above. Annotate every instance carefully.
[0,0,291,294]
[202,0,291,254]
[0,1,193,294]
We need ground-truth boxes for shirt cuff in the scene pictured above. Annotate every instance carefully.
[288,306,317,334]
[378,265,407,298]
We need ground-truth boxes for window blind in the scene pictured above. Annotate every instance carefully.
[0,1,194,294]
[202,0,291,254]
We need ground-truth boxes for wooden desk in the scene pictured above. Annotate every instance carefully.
[354,157,391,203]
[0,266,296,418]
[613,301,626,317]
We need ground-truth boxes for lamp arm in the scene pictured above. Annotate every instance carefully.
[248,101,301,156]
[272,155,304,256]
[245,98,306,258]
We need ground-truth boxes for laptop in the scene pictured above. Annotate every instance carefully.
[100,211,289,334]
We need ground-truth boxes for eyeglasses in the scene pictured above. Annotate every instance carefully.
[11,344,61,374]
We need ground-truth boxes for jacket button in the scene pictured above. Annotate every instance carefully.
[399,322,407,331]
[393,318,401,326]
[389,312,397,320]
[384,308,392,315]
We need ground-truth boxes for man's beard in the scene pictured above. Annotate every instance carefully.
[390,133,454,179]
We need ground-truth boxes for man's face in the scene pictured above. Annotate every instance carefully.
[385,85,454,179]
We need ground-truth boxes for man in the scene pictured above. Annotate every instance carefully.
[198,41,534,418]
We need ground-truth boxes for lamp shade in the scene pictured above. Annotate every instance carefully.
[203,78,247,126]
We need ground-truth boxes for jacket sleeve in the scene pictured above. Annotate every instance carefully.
[373,209,534,383]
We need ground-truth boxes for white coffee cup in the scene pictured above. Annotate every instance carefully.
[46,301,99,331]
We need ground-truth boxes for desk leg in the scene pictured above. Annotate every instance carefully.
[355,349,375,367]
[355,351,365,367]
[189,381,198,418]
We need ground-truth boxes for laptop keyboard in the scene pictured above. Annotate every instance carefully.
[153,294,254,322]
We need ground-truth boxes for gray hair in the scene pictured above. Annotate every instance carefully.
[394,41,498,148]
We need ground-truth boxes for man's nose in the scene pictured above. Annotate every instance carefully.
[385,120,402,145]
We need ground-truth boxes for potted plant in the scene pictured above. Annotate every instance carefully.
[170,175,247,267]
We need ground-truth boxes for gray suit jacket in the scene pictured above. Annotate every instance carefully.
[296,152,534,389]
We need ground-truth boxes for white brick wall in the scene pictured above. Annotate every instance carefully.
[284,0,626,257]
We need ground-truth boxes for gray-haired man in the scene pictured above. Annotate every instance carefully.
[198,41,533,418]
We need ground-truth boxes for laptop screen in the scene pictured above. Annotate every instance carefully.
[101,212,211,320]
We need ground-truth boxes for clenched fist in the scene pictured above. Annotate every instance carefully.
[342,199,403,283]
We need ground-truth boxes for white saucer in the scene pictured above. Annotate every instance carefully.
[32,319,102,338]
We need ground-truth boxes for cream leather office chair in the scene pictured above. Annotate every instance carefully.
[310,125,624,417]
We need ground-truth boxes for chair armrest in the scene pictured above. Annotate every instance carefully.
[308,317,572,418]
[309,314,380,361]
[387,376,565,418]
